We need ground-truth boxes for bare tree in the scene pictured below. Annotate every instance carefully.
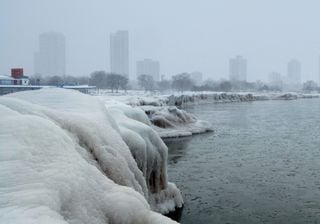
[29,74,42,85]
[63,75,78,85]
[106,73,128,93]
[76,76,90,85]
[218,81,232,92]
[171,73,193,93]
[89,71,107,89]
[118,75,128,92]
[157,79,171,93]
[45,76,64,86]
[303,80,318,92]
[138,74,155,92]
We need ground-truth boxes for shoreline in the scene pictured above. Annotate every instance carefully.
[97,91,319,139]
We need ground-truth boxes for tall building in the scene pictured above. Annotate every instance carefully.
[110,30,129,79]
[136,59,160,81]
[34,32,66,76]
[287,59,301,85]
[229,55,247,82]
[268,72,283,88]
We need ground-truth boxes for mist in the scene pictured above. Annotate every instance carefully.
[1,0,320,82]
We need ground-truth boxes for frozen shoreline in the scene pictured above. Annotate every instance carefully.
[95,90,320,107]
[96,91,319,138]
[100,97,213,139]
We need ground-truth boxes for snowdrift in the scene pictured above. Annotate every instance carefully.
[0,89,182,224]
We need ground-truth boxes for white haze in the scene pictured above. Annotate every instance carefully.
[1,0,320,82]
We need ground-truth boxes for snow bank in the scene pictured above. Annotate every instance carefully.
[0,89,182,224]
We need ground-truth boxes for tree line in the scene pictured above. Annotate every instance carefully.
[29,72,320,93]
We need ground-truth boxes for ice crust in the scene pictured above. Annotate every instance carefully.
[0,89,182,224]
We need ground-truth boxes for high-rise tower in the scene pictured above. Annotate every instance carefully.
[110,30,129,79]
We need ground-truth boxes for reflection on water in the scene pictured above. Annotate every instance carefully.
[164,137,192,165]
[166,99,320,224]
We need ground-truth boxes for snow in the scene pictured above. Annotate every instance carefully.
[0,88,181,224]
[140,106,212,138]
[98,96,213,138]
[97,90,318,138]
[96,90,320,107]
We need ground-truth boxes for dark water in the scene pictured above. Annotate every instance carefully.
[165,99,320,224]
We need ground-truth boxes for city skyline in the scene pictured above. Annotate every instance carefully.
[4,28,320,85]
[27,29,320,85]
[2,0,320,83]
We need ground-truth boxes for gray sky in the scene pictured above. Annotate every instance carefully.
[1,0,320,82]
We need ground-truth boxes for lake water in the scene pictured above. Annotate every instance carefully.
[165,99,320,224]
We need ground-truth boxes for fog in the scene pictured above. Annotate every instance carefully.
[1,0,320,82]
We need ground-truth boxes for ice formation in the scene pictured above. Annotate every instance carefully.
[99,97,213,138]
[96,91,320,108]
[141,106,212,138]
[0,89,182,224]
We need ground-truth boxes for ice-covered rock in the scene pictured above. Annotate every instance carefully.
[0,89,182,224]
[106,103,183,211]
[141,106,213,138]
[96,91,320,108]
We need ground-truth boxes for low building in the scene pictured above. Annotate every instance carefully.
[0,75,14,85]
[0,68,96,95]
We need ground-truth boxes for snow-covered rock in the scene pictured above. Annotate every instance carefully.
[141,106,212,138]
[99,96,213,138]
[0,89,182,224]
[96,91,320,107]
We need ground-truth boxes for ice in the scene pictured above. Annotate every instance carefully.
[99,96,213,138]
[141,106,212,138]
[96,90,320,107]
[106,103,183,212]
[96,91,319,138]
[0,89,181,224]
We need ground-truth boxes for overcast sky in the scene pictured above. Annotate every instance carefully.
[1,0,320,82]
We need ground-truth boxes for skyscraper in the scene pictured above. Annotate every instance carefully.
[136,59,160,81]
[229,55,247,82]
[110,30,129,79]
[287,59,301,85]
[34,32,66,76]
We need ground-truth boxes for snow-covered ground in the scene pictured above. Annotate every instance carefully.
[0,89,182,224]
